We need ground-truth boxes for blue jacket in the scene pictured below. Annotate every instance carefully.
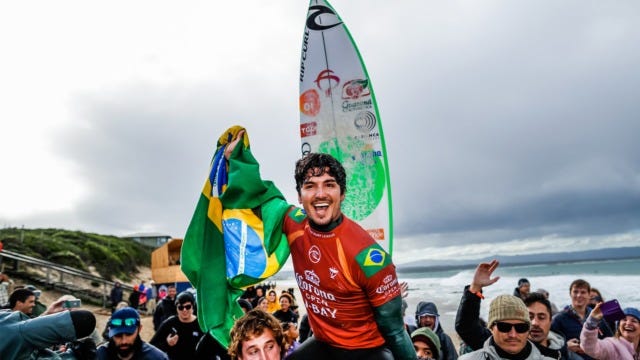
[0,310,77,360]
[97,341,167,360]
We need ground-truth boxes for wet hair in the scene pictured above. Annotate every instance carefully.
[294,153,346,195]
[524,292,552,317]
[569,279,591,293]
[9,288,35,309]
[228,309,286,360]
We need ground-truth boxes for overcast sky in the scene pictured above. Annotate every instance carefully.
[1,1,639,264]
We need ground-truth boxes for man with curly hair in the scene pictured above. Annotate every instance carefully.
[228,309,286,360]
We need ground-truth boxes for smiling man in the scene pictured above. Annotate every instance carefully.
[222,128,415,360]
[459,295,554,360]
[551,279,613,359]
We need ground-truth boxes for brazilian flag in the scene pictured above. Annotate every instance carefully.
[181,126,291,348]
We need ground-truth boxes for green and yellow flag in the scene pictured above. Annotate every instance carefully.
[181,126,291,348]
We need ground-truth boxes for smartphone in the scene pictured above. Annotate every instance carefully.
[600,299,625,322]
[170,327,177,336]
[63,299,82,309]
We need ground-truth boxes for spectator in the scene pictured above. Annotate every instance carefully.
[523,292,572,359]
[102,301,131,342]
[273,292,298,325]
[24,284,47,317]
[413,301,458,360]
[551,279,613,359]
[110,281,124,314]
[97,307,167,360]
[513,278,531,302]
[129,285,141,310]
[282,321,301,359]
[0,272,14,308]
[580,304,640,359]
[146,281,157,316]
[411,327,441,360]
[455,260,571,359]
[458,295,553,360]
[251,287,265,309]
[154,285,177,331]
[266,290,280,313]
[9,288,36,316]
[151,291,204,359]
[228,309,286,360]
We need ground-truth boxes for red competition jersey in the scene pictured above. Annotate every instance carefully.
[283,207,401,349]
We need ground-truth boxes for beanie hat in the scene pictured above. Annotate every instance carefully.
[623,307,640,322]
[518,278,530,287]
[411,327,441,359]
[488,295,530,327]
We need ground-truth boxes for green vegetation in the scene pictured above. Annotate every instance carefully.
[0,227,151,281]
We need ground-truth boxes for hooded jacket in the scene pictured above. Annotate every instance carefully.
[459,338,556,360]
[415,301,458,360]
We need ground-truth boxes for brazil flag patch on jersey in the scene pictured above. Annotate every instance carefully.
[356,243,392,278]
[287,207,307,224]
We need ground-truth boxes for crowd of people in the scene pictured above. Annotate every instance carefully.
[1,131,638,360]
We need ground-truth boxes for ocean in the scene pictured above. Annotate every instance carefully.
[274,258,640,340]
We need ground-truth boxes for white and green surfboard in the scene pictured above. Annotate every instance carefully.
[299,0,394,254]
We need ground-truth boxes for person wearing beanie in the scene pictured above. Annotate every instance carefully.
[413,301,458,360]
[98,306,167,360]
[150,291,204,360]
[580,303,640,359]
[513,279,530,301]
[459,295,555,360]
[411,327,442,360]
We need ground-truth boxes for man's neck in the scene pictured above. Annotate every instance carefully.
[309,214,343,232]
[572,304,587,318]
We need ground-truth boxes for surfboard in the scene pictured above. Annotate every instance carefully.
[298,0,394,254]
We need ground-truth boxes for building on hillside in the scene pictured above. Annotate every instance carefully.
[123,232,171,248]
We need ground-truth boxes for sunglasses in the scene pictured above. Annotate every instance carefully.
[110,318,138,327]
[177,304,193,311]
[494,321,530,333]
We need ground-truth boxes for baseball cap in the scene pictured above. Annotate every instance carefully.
[108,307,140,338]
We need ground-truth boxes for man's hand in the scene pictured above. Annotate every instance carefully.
[567,338,583,354]
[224,130,245,160]
[167,332,179,347]
[470,259,500,293]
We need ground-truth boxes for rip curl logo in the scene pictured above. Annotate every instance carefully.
[308,245,321,263]
[306,5,343,31]
[315,70,340,97]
